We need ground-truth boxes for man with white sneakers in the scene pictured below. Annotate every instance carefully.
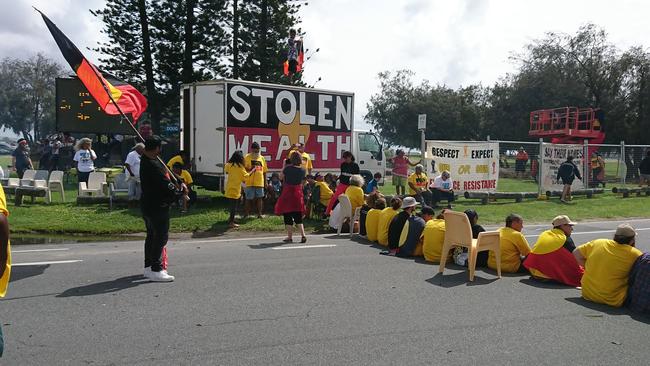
[140,137,177,282]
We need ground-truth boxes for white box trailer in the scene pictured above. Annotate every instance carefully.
[180,79,385,190]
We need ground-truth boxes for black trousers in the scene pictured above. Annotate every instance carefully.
[431,189,454,205]
[228,198,238,223]
[143,208,170,272]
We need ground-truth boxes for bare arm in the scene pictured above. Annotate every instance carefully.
[573,248,586,267]
[0,214,9,278]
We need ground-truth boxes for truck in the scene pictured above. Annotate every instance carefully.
[180,79,385,190]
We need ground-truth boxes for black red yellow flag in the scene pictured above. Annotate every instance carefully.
[37,9,147,122]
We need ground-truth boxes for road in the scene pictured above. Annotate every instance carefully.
[1,219,649,365]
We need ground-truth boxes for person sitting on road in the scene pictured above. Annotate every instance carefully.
[377,197,402,247]
[488,214,531,273]
[627,252,650,314]
[359,193,383,237]
[365,172,382,194]
[365,198,386,243]
[453,209,487,267]
[573,224,642,307]
[408,164,432,206]
[423,209,449,263]
[267,172,282,202]
[430,170,454,208]
[397,205,434,258]
[314,173,333,207]
[523,215,584,287]
[557,156,582,204]
[383,197,418,256]
[345,174,366,215]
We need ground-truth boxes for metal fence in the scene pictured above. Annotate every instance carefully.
[490,139,650,192]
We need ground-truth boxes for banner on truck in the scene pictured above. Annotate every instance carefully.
[540,143,585,192]
[425,141,499,192]
[226,82,353,169]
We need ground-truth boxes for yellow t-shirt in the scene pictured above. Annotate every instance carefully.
[345,185,365,213]
[178,170,193,185]
[167,155,185,169]
[0,186,10,298]
[365,209,382,242]
[423,219,449,263]
[224,163,249,199]
[244,154,268,187]
[315,181,333,206]
[488,227,531,273]
[377,207,399,246]
[408,172,428,195]
[578,239,642,307]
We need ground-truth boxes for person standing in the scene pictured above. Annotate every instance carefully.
[224,151,253,228]
[140,138,177,282]
[11,138,33,179]
[638,150,650,187]
[124,143,144,202]
[326,151,360,214]
[556,156,582,203]
[515,147,529,178]
[589,152,605,188]
[49,137,63,172]
[286,29,302,83]
[388,149,418,196]
[275,152,307,243]
[573,224,642,307]
[0,185,11,357]
[73,138,97,185]
[244,142,268,218]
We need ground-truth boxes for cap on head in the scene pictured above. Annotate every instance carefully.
[401,196,419,209]
[144,137,162,151]
[421,206,435,216]
[552,215,576,227]
[615,223,636,238]
[415,164,424,171]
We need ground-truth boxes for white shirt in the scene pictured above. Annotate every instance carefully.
[125,150,141,178]
[432,175,453,190]
[73,149,96,172]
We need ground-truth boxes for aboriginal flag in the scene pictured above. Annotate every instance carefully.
[283,38,304,76]
[38,10,147,122]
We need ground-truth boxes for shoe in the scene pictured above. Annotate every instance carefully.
[147,270,175,282]
[228,222,240,228]
[282,238,293,243]
[144,267,152,277]
[300,236,307,243]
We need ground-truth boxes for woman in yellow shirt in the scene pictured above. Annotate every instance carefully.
[345,175,365,214]
[365,198,386,242]
[224,151,254,228]
[377,197,402,246]
[423,211,448,263]
[314,175,333,207]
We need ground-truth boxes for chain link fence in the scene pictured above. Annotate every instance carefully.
[492,140,541,193]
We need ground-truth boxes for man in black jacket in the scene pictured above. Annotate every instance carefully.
[556,156,582,204]
[140,138,179,282]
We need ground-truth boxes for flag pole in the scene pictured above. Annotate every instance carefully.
[86,65,180,185]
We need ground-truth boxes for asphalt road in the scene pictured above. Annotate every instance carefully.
[1,219,649,365]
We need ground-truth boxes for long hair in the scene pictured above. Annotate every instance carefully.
[289,151,302,166]
[75,137,92,151]
[228,150,245,167]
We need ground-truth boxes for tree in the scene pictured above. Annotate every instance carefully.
[0,54,63,142]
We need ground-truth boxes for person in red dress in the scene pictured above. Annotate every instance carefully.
[275,152,307,243]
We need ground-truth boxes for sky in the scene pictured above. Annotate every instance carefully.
[2,0,649,132]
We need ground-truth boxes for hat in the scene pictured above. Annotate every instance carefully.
[552,215,576,227]
[615,223,636,238]
[415,164,424,170]
[401,196,419,209]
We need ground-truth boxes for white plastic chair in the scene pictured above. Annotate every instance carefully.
[48,170,65,202]
[336,194,353,236]
[78,172,108,197]
[19,169,37,187]
[109,173,130,209]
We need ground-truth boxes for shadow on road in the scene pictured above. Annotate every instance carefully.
[9,264,50,283]
[427,271,499,288]
[56,275,149,297]
[565,297,650,324]
[519,278,573,289]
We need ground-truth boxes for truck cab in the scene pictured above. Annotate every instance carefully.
[354,130,385,184]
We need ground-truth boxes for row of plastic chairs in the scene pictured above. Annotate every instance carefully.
[335,194,503,282]
[2,169,65,203]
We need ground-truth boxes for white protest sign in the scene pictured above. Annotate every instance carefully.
[425,141,499,192]
[540,143,585,192]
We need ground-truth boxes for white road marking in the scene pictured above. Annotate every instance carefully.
[272,244,337,250]
[190,234,332,245]
[12,248,70,253]
[13,260,83,266]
